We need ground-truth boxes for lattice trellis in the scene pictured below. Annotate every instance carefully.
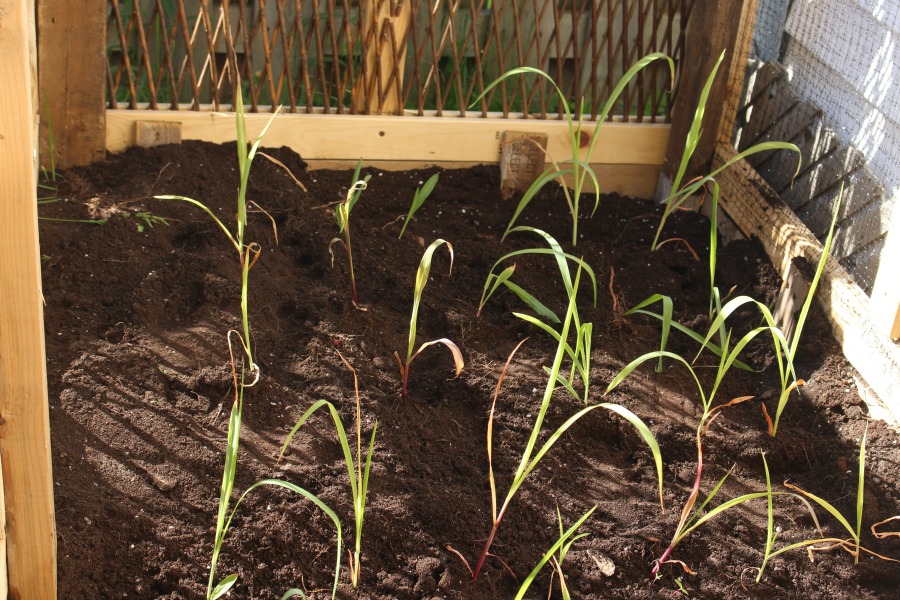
[107,0,691,120]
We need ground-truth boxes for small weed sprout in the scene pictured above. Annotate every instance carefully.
[127,210,170,232]
[394,239,464,401]
[474,53,675,246]
[473,265,663,579]
[330,159,372,309]
[398,172,439,239]
[515,505,597,600]
[278,351,377,589]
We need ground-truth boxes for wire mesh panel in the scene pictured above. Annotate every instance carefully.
[735,0,899,297]
[106,0,690,120]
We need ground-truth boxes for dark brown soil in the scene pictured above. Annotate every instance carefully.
[40,141,899,600]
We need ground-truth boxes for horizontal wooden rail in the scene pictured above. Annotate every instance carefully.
[107,110,671,198]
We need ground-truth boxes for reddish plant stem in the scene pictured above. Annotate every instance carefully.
[472,507,508,580]
[401,366,409,401]
[653,430,705,575]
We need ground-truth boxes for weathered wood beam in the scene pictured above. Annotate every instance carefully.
[37,0,106,168]
[715,144,900,421]
[660,0,759,192]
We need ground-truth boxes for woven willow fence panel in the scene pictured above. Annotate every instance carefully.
[107,0,690,120]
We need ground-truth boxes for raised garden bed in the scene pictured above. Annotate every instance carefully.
[41,141,898,599]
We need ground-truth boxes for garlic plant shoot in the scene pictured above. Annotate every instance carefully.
[394,239,464,401]
[330,159,372,309]
[398,172,440,239]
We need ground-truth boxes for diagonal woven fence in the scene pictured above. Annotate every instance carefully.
[107,0,691,120]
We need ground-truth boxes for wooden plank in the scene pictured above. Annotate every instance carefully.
[747,101,820,169]
[556,164,664,199]
[37,0,106,168]
[0,0,57,597]
[739,64,795,152]
[840,236,884,296]
[354,0,412,115]
[660,0,759,187]
[135,121,184,147]
[270,160,661,199]
[714,143,900,421]
[0,451,6,599]
[893,303,900,341]
[783,145,866,212]
[871,226,900,342]
[106,109,670,166]
[760,115,838,196]
[773,259,812,344]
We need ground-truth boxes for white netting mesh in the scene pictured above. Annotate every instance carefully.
[745,0,898,300]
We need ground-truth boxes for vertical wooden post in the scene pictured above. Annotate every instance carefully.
[0,452,8,599]
[355,0,412,115]
[872,225,900,341]
[37,0,107,168]
[0,0,58,598]
[658,0,759,194]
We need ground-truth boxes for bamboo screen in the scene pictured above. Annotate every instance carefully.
[107,0,691,121]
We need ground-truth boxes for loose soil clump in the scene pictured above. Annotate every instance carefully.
[40,141,899,599]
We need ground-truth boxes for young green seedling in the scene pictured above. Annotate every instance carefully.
[155,90,278,373]
[479,227,597,403]
[607,346,765,575]
[755,427,899,582]
[695,190,840,437]
[473,53,675,246]
[278,351,377,589]
[398,172,439,239]
[550,506,594,600]
[625,293,756,374]
[474,265,663,580]
[155,88,288,599]
[330,159,372,309]
[394,239,464,401]
[209,352,343,600]
[478,263,560,323]
[652,51,801,257]
[515,505,597,600]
